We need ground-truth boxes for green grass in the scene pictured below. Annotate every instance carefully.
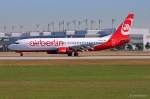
[0,64,150,99]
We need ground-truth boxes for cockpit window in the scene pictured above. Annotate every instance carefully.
[15,42,19,44]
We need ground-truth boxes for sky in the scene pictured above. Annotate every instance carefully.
[0,0,149,32]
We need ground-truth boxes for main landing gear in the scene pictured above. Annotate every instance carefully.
[19,52,23,56]
[74,52,79,56]
[67,52,79,57]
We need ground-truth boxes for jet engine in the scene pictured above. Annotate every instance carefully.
[57,47,68,54]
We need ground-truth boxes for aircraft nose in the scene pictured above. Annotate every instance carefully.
[8,44,18,50]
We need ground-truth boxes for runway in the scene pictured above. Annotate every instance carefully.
[0,56,150,60]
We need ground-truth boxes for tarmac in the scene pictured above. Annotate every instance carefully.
[0,56,150,60]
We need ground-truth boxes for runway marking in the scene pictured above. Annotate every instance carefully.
[0,56,150,60]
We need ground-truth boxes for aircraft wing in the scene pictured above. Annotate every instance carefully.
[69,43,101,52]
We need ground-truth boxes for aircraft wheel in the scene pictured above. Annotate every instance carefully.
[67,52,72,56]
[74,52,79,56]
[20,52,23,56]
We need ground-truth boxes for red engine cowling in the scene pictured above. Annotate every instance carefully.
[57,47,68,54]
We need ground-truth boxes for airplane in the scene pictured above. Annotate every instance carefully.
[8,13,134,56]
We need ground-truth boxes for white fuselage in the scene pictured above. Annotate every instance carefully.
[8,35,112,51]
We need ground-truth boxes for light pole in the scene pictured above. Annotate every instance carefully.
[51,22,55,32]
[12,25,15,32]
[78,21,81,30]
[20,25,23,32]
[36,24,40,32]
[90,20,95,30]
[59,21,61,32]
[98,19,102,30]
[66,22,70,31]
[112,18,115,33]
[59,20,65,31]
[3,26,6,32]
[112,18,115,29]
[72,20,77,31]
[62,20,65,31]
[48,24,50,32]
[84,18,88,30]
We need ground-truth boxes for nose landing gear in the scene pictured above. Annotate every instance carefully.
[18,52,23,56]
[67,51,79,57]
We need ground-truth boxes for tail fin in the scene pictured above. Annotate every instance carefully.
[94,13,134,51]
[111,13,134,40]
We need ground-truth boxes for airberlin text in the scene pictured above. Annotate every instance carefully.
[29,40,64,47]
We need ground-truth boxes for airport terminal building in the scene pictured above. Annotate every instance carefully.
[129,28,149,51]
[0,28,150,51]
